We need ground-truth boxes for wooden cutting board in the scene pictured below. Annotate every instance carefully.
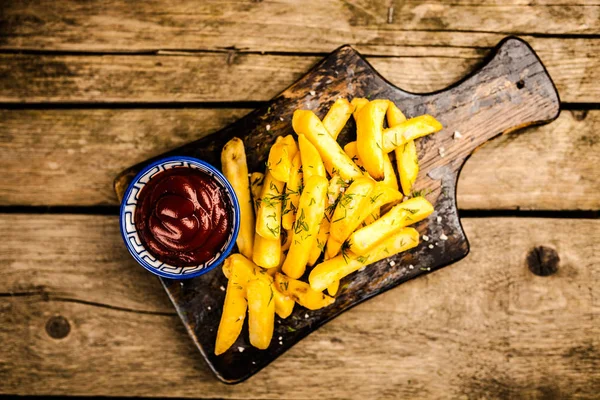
[114,36,560,383]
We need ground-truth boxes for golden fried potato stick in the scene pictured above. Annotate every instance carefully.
[275,273,335,310]
[292,110,363,181]
[256,169,285,239]
[386,100,407,127]
[397,140,419,196]
[382,114,443,153]
[298,133,326,181]
[251,172,281,268]
[309,228,420,292]
[349,197,433,255]
[282,175,328,279]
[221,137,254,258]
[322,98,355,140]
[355,100,389,181]
[282,152,303,230]
[215,262,248,355]
[247,278,275,349]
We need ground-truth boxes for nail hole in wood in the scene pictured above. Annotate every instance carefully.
[516,80,525,89]
[526,246,559,277]
[45,315,71,339]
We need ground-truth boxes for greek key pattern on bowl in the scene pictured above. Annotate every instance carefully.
[121,160,236,277]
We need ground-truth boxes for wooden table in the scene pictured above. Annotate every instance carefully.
[1,1,598,398]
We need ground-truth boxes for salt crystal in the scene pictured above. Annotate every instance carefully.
[220,286,226,291]
[305,313,309,319]
[238,347,245,352]
[266,124,271,131]
[436,216,442,223]
[428,244,434,249]
[409,264,414,270]
[278,336,282,341]
[207,306,211,310]
[280,117,284,121]
[438,147,446,157]
[310,90,316,96]
[440,233,448,241]
[279,341,283,345]
[389,260,396,267]
[252,361,256,365]
[453,131,463,140]
[422,235,429,241]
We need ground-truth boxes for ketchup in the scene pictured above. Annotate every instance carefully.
[134,167,232,266]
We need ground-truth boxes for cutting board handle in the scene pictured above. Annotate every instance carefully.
[417,37,560,167]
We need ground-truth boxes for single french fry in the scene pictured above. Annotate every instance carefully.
[327,279,340,296]
[223,253,294,319]
[349,197,433,255]
[322,98,355,140]
[383,115,443,152]
[397,140,419,196]
[250,172,265,214]
[292,110,363,181]
[309,228,420,292]
[387,100,407,127]
[298,133,326,181]
[275,273,335,310]
[282,176,328,279]
[256,170,285,239]
[247,279,275,350]
[252,174,281,268]
[282,153,303,230]
[351,98,369,116]
[221,138,254,259]
[308,174,346,266]
[355,100,389,181]
[215,262,248,355]
[268,135,298,183]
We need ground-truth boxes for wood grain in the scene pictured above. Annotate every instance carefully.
[1,109,597,210]
[0,0,598,53]
[0,37,597,103]
[1,214,598,397]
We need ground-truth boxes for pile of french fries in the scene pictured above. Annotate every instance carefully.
[217,98,443,354]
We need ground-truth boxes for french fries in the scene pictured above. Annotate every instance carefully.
[215,262,248,355]
[349,197,433,255]
[309,228,420,292]
[292,110,363,181]
[247,279,275,349]
[216,97,443,355]
[382,114,443,152]
[282,152,303,230]
[397,140,419,196]
[355,100,388,181]
[298,133,326,181]
[256,170,285,239]
[282,176,328,279]
[221,138,254,259]
[267,135,298,183]
[275,273,335,310]
[323,98,355,140]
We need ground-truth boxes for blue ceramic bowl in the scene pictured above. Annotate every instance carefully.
[119,156,240,279]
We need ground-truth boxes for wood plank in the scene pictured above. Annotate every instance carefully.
[1,214,598,397]
[1,109,598,210]
[0,37,597,103]
[0,1,598,53]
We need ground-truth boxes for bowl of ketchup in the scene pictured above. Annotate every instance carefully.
[119,156,240,279]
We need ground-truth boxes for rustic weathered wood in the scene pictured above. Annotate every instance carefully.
[1,0,598,53]
[0,37,597,102]
[1,214,598,397]
[113,39,560,382]
[1,108,598,210]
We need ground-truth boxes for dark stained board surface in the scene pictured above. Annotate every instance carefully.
[114,37,560,383]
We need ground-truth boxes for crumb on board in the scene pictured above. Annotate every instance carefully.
[238,346,245,352]
[428,244,434,249]
[220,286,226,291]
[440,233,448,241]
[454,131,463,140]
[437,216,442,223]
[389,260,396,267]
[422,235,429,241]
[438,147,446,157]
[409,264,414,269]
